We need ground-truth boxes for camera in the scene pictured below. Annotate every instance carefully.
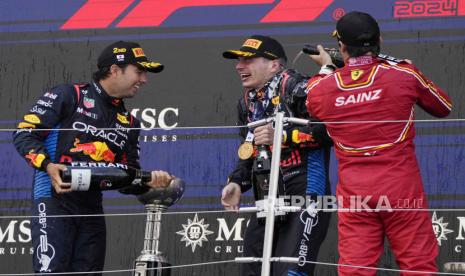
[252,145,286,225]
[302,45,345,68]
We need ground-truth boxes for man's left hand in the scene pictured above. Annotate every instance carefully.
[254,123,274,145]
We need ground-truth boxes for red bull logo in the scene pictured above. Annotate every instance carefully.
[70,138,115,162]
[25,151,46,168]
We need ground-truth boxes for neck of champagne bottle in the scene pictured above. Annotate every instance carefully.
[136,170,152,184]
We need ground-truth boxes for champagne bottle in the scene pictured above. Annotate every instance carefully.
[59,162,151,191]
[302,45,345,68]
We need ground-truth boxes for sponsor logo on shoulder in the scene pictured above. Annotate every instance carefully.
[24,114,41,124]
[30,106,47,115]
[44,92,58,100]
[37,100,53,108]
[18,122,36,129]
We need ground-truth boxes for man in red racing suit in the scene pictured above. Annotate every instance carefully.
[306,11,452,276]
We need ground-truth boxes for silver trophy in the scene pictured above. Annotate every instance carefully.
[133,178,185,276]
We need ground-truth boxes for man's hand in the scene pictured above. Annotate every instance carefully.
[221,182,241,211]
[46,163,71,194]
[308,45,334,67]
[254,123,274,145]
[147,170,173,188]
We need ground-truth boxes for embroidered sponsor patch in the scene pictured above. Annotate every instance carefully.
[25,151,46,168]
[351,69,364,80]
[83,97,95,109]
[18,122,36,129]
[113,47,126,53]
[243,39,262,49]
[24,114,41,124]
[132,47,145,57]
[116,113,130,124]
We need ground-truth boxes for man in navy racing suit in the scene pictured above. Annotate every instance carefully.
[220,35,333,276]
[13,41,172,274]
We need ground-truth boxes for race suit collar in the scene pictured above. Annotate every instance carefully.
[347,55,375,67]
[92,82,123,107]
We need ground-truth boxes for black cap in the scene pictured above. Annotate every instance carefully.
[97,41,164,73]
[333,11,380,47]
[223,35,287,62]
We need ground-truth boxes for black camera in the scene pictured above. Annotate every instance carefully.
[302,45,345,68]
[251,145,286,225]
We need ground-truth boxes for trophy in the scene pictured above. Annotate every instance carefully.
[133,178,185,276]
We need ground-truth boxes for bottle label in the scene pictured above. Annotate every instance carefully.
[70,169,91,191]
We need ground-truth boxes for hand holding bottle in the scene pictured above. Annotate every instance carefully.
[148,170,173,189]
[46,163,72,194]
[305,45,336,68]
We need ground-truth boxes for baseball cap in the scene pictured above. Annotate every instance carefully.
[223,35,287,62]
[97,41,164,73]
[333,11,380,47]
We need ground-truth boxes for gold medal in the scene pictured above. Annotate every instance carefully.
[272,96,280,105]
[238,142,254,160]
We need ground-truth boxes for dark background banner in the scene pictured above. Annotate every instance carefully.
[0,0,464,275]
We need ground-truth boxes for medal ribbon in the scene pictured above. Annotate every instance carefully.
[245,72,285,143]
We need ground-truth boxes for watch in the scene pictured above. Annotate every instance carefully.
[319,64,336,75]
